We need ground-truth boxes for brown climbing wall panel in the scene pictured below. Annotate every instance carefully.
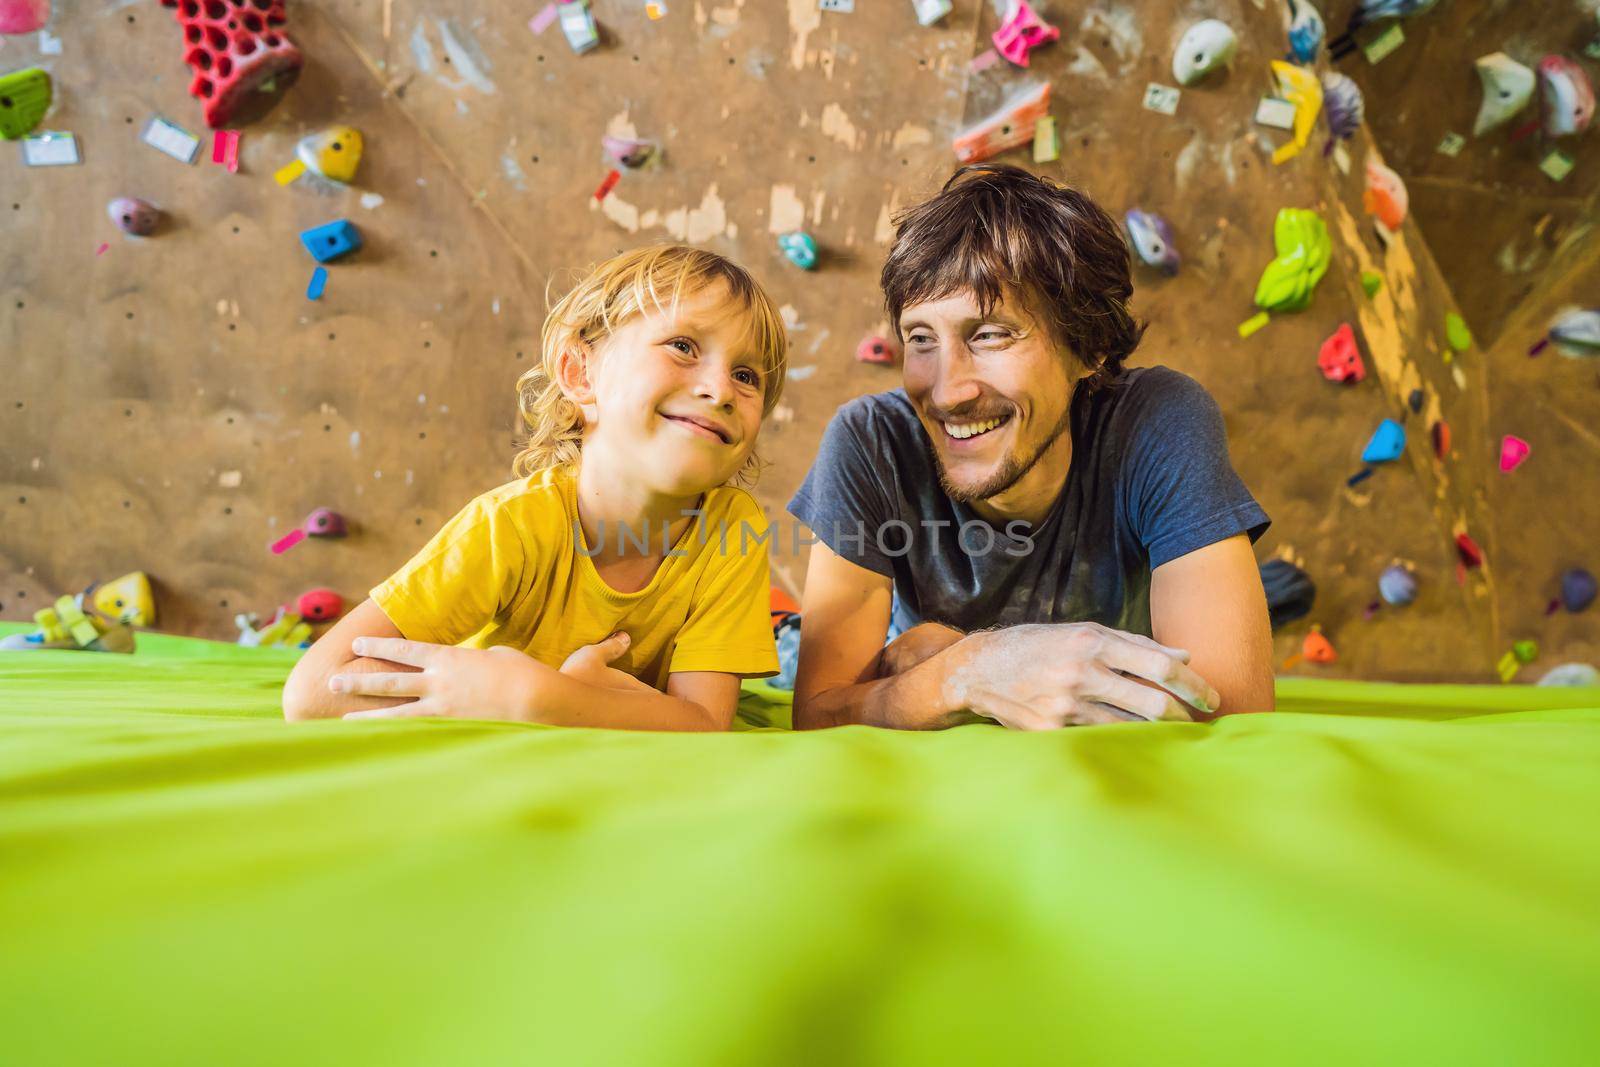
[2,0,1594,680]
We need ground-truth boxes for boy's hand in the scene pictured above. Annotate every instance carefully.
[335,637,547,721]
[559,632,655,694]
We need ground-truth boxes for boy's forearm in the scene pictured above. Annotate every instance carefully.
[283,657,414,721]
[522,665,725,732]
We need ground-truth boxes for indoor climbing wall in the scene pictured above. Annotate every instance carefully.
[2,0,1595,681]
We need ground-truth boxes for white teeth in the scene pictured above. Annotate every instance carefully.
[944,417,1004,440]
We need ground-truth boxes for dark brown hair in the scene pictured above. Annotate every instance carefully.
[881,163,1145,390]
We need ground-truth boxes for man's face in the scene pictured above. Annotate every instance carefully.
[899,288,1079,503]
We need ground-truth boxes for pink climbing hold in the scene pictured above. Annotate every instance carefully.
[0,0,49,35]
[992,0,1059,68]
[1499,435,1531,473]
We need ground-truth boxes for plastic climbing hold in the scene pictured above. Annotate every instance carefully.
[1548,308,1600,358]
[1260,559,1316,630]
[1317,323,1365,383]
[1321,72,1364,141]
[296,587,344,622]
[1362,419,1405,463]
[1361,270,1384,298]
[1454,532,1484,570]
[1286,0,1325,64]
[855,335,898,365]
[778,231,817,270]
[299,220,362,263]
[270,507,348,554]
[992,1,1058,68]
[1539,662,1600,687]
[1172,20,1236,87]
[1302,626,1337,665]
[602,134,657,169]
[107,197,161,237]
[0,66,51,141]
[1269,61,1323,164]
[558,0,600,54]
[0,573,151,653]
[297,126,364,183]
[1431,419,1450,460]
[1253,208,1330,313]
[1379,563,1418,606]
[1562,568,1597,613]
[1125,210,1179,275]
[911,0,952,26]
[1408,388,1424,413]
[952,81,1051,164]
[1473,53,1535,137]
[157,0,303,129]
[1363,159,1409,230]
[1538,55,1595,139]
[0,0,47,34]
[1445,312,1473,351]
[1498,435,1530,472]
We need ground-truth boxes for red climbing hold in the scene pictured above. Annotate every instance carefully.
[1317,322,1365,383]
[1431,419,1451,461]
[159,0,303,129]
[1455,532,1484,569]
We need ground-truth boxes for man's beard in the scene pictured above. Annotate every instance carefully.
[934,401,1073,504]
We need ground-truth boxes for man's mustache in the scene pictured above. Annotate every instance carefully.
[923,401,1015,423]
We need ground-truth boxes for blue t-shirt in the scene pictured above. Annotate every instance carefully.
[787,366,1270,636]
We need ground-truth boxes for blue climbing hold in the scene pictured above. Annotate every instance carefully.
[299,219,362,263]
[778,231,818,270]
[1361,418,1406,463]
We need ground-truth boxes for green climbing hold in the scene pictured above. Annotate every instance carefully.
[0,67,53,141]
[1513,639,1539,664]
[1446,312,1473,351]
[1361,270,1384,298]
[1253,208,1332,313]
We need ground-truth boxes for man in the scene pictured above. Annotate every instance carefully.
[788,164,1273,730]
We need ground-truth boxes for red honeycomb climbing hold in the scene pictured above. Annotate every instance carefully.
[158,0,302,129]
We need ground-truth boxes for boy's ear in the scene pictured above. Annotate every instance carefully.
[554,342,597,406]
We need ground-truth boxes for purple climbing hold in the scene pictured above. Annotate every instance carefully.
[1562,567,1597,613]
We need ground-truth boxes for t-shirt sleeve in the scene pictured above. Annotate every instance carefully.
[369,491,530,645]
[1121,371,1271,569]
[668,492,780,678]
[786,398,898,577]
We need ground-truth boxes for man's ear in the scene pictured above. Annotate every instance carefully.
[554,342,597,407]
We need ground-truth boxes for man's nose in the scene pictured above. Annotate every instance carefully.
[929,346,981,413]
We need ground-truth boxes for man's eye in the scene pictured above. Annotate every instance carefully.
[973,330,1009,343]
[908,334,935,346]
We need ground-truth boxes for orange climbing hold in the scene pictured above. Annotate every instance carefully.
[1302,626,1337,664]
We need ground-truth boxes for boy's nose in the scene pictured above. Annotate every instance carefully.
[694,372,735,409]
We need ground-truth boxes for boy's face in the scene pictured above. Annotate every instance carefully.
[898,286,1079,503]
[582,282,769,496]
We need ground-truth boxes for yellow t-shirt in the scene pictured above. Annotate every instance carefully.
[370,466,779,690]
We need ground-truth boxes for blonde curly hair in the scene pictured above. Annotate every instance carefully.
[514,245,789,488]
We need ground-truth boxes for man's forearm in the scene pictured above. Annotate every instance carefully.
[794,638,972,730]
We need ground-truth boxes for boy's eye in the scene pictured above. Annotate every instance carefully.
[668,338,695,355]
[733,368,761,387]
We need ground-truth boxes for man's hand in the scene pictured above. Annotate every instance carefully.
[876,622,966,679]
[942,622,1221,729]
[334,637,550,721]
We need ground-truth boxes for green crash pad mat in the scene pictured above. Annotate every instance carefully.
[3,624,1599,1066]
